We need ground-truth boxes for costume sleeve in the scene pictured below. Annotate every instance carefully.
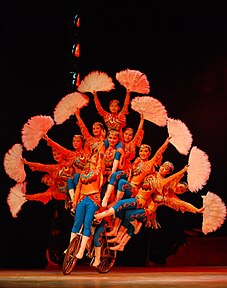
[145,199,158,216]
[93,91,107,117]
[133,129,144,147]
[120,89,131,115]
[44,135,70,158]
[162,166,187,189]
[25,160,56,173]
[75,113,91,140]
[149,137,170,167]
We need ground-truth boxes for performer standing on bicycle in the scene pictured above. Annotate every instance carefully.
[68,141,105,265]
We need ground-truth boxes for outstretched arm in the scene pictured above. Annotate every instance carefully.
[162,165,188,188]
[23,159,57,173]
[43,134,70,158]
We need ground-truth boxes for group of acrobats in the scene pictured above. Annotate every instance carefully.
[4,69,226,268]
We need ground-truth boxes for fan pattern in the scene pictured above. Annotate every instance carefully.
[131,96,167,126]
[22,115,54,151]
[167,118,193,155]
[54,92,89,124]
[4,144,26,182]
[78,71,115,92]
[116,69,150,94]
[3,68,226,236]
[187,146,211,192]
[202,192,226,234]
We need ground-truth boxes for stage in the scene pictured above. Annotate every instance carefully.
[0,266,227,288]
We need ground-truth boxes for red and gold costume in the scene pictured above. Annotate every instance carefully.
[93,90,131,132]
[128,138,170,190]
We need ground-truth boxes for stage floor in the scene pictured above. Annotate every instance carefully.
[0,266,227,288]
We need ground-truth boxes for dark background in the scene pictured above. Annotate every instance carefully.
[1,0,227,268]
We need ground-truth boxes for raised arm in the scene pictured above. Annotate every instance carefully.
[74,108,91,140]
[149,137,171,167]
[93,91,107,117]
[119,89,131,116]
[133,113,145,147]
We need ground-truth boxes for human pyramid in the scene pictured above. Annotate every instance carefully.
[4,69,226,268]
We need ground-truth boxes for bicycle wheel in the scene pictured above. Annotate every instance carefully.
[62,234,81,275]
[97,240,117,273]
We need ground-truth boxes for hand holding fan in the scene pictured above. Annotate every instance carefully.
[54,92,89,124]
[78,71,115,93]
[4,144,26,182]
[131,96,168,126]
[187,146,211,192]
[22,115,54,151]
[167,118,193,155]
[202,192,226,234]
[116,69,150,94]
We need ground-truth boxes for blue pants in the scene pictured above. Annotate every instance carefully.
[125,209,147,223]
[72,196,98,237]
[67,173,80,190]
[108,170,127,186]
[113,197,137,214]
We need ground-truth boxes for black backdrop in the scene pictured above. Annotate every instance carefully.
[1,0,227,268]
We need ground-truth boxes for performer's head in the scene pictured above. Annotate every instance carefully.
[122,127,134,143]
[176,181,188,194]
[107,129,120,147]
[41,174,55,186]
[159,161,174,176]
[72,134,85,150]
[52,149,64,163]
[92,122,105,137]
[108,99,120,114]
[139,144,151,161]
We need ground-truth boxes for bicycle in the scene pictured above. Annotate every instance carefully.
[62,221,117,275]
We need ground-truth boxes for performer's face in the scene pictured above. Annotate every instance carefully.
[92,123,103,136]
[107,133,119,147]
[159,163,172,176]
[52,150,63,162]
[139,147,151,161]
[72,136,84,150]
[176,183,188,194]
[123,129,134,142]
[42,175,55,186]
[109,101,120,114]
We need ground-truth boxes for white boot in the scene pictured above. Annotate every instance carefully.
[102,184,115,207]
[64,232,76,254]
[130,219,142,234]
[76,235,89,259]
[110,234,131,251]
[92,246,101,268]
[106,217,121,236]
[68,188,75,201]
[70,232,76,242]
[95,207,115,220]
